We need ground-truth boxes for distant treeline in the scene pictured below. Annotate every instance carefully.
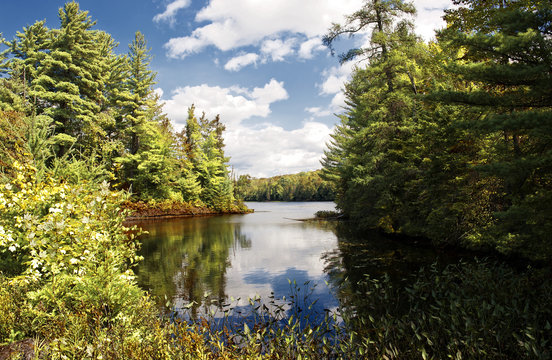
[235,170,335,201]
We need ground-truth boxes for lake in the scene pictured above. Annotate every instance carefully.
[133,202,551,357]
[134,201,447,319]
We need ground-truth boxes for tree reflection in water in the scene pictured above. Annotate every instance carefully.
[134,202,339,320]
[135,216,252,317]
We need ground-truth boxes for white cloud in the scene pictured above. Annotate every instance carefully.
[319,62,355,96]
[165,36,207,57]
[164,0,363,58]
[223,38,305,72]
[305,62,355,119]
[413,0,452,41]
[329,92,347,111]
[224,53,260,71]
[153,0,191,25]
[162,1,451,59]
[305,107,332,118]
[298,37,325,59]
[161,79,288,130]
[226,122,334,177]
[251,79,289,104]
[159,80,331,177]
[260,38,297,62]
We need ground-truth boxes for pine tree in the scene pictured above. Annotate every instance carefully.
[436,0,552,258]
[323,0,416,92]
[123,31,157,155]
[2,22,51,113]
[113,30,164,195]
[24,2,116,154]
[180,106,234,209]
[322,0,426,230]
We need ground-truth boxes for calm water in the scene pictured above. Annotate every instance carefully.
[134,201,446,318]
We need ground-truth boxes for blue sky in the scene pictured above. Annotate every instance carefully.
[1,0,452,177]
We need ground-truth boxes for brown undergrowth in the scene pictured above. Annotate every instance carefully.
[122,199,252,221]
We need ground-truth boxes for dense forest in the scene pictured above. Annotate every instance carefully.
[0,2,238,212]
[322,0,551,261]
[235,170,335,201]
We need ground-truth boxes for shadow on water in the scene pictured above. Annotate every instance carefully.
[135,216,252,318]
[321,224,469,319]
[135,202,533,323]
[323,223,465,293]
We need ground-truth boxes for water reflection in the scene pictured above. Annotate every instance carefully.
[322,225,466,318]
[135,202,460,322]
[135,202,339,318]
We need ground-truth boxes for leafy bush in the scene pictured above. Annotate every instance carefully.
[314,210,341,219]
[0,161,146,348]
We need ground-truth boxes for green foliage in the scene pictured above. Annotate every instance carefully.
[434,0,552,258]
[238,170,335,201]
[322,0,552,260]
[0,2,240,214]
[322,16,440,232]
[0,160,163,357]
[0,159,141,280]
[334,260,552,359]
[323,0,416,67]
[174,105,236,210]
[0,275,32,344]
[0,111,28,180]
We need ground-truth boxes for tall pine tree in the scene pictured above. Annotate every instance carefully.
[436,0,552,258]
[28,2,116,153]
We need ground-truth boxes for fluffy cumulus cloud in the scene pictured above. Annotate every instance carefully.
[224,37,308,72]
[251,79,289,104]
[163,79,287,130]
[160,79,332,177]
[224,53,260,71]
[157,1,454,175]
[226,122,333,177]
[164,0,363,58]
[306,62,355,118]
[163,0,451,60]
[319,64,354,96]
[153,0,191,26]
[260,38,297,62]
[298,37,326,59]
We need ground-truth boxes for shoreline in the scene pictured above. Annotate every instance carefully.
[122,200,252,222]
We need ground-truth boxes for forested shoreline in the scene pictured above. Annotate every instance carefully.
[235,170,335,202]
[0,2,243,216]
[321,0,551,261]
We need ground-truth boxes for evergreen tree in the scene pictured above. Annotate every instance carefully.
[0,2,242,213]
[123,31,157,155]
[181,106,234,210]
[323,0,416,92]
[436,0,552,258]
[2,22,51,113]
[113,30,170,197]
[27,2,116,153]
[322,0,425,230]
